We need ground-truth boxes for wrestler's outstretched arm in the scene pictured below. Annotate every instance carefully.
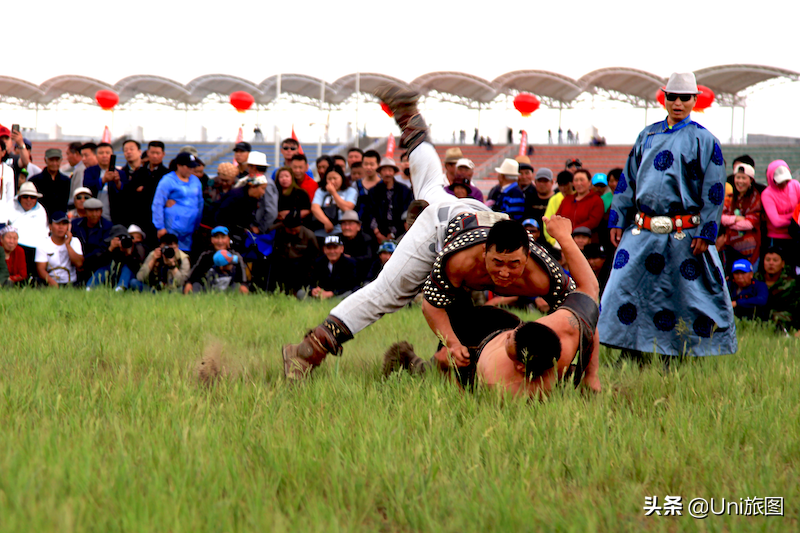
[543,215,599,301]
[545,215,602,392]
[421,300,471,367]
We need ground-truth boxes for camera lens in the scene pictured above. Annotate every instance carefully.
[120,236,133,248]
[163,246,175,259]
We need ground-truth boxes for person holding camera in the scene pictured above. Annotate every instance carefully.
[87,225,144,291]
[134,232,190,291]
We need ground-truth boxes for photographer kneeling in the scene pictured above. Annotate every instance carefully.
[133,233,190,292]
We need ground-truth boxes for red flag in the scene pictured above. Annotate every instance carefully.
[101,126,111,143]
[291,126,304,155]
[518,130,528,157]
[386,133,395,159]
[236,127,243,143]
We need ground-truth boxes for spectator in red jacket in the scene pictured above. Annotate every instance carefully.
[556,169,605,234]
[1,224,27,284]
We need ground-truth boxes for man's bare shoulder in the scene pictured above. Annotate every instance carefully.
[442,245,486,282]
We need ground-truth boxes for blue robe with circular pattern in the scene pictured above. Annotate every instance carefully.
[599,116,737,356]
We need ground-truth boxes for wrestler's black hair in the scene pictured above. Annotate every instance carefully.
[486,219,530,254]
[513,322,562,380]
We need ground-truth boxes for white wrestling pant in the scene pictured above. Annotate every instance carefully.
[330,142,490,334]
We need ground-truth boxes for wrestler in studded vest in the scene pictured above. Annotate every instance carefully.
[422,212,576,310]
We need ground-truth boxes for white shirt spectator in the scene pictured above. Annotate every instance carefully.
[6,200,48,249]
[35,236,83,284]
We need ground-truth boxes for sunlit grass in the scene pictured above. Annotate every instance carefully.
[0,289,797,532]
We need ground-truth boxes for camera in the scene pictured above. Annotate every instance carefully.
[120,235,133,249]
[161,245,175,260]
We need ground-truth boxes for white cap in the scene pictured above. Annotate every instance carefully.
[732,163,755,179]
[773,166,792,184]
[456,158,474,169]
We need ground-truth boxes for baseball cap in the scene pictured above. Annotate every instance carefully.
[773,166,792,184]
[211,226,229,236]
[377,241,397,254]
[592,173,608,186]
[233,142,252,152]
[324,235,342,246]
[0,125,10,138]
[174,152,200,168]
[283,210,302,228]
[455,158,474,169]
[572,226,592,237]
[733,163,755,179]
[732,259,753,273]
[213,249,238,267]
[535,168,553,181]
[522,218,540,229]
[48,211,69,223]
[45,148,62,159]
[583,243,606,258]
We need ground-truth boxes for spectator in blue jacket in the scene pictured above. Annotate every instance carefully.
[71,197,112,283]
[727,259,769,320]
[82,142,128,223]
[492,159,525,220]
[152,152,204,252]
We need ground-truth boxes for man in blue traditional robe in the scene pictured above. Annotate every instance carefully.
[599,72,737,358]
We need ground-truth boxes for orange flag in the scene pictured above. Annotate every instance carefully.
[101,126,111,143]
[291,126,304,155]
[236,127,243,143]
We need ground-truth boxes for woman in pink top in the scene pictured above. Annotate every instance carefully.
[761,160,800,268]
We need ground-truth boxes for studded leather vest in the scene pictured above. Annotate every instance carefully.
[423,213,576,310]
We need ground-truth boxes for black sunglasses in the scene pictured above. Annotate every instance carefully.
[75,195,91,200]
[20,195,37,200]
[282,145,298,151]
[665,93,693,102]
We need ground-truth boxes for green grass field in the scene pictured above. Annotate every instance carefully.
[1,289,797,532]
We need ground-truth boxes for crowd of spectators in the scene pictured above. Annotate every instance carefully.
[0,134,417,298]
[1,129,799,334]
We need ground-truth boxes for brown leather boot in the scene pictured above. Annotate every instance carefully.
[282,316,352,380]
[373,84,430,153]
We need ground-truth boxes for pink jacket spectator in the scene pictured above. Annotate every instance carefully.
[761,160,800,239]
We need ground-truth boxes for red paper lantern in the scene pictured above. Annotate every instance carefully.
[380,101,394,118]
[513,93,540,117]
[95,90,119,111]
[695,85,715,112]
[229,91,254,113]
[655,85,714,112]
